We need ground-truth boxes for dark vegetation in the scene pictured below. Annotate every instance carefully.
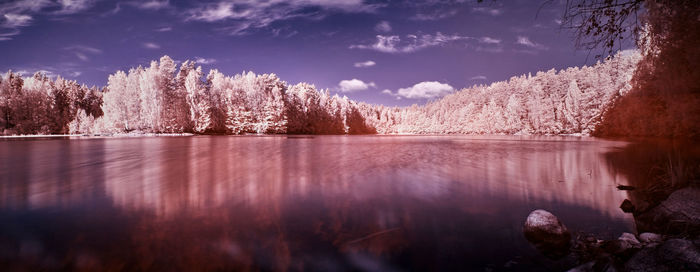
[559,0,700,138]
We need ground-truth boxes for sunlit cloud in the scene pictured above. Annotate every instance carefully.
[338,78,375,92]
[470,75,487,81]
[395,81,454,99]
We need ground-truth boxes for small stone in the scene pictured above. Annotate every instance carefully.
[638,233,663,245]
[618,232,642,250]
[620,199,635,213]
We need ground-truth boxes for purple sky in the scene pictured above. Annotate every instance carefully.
[0,0,623,106]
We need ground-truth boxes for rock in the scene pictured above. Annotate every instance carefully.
[635,187,700,235]
[523,209,571,259]
[624,247,660,272]
[618,232,642,250]
[567,261,594,272]
[620,199,635,213]
[658,239,700,264]
[625,238,700,271]
[634,199,652,213]
[639,233,663,245]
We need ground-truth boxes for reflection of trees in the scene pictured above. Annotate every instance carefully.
[602,139,700,233]
[0,139,106,209]
[1,136,634,220]
[0,136,638,270]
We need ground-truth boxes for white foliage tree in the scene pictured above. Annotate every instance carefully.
[184,64,211,133]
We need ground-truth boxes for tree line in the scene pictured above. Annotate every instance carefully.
[0,52,639,136]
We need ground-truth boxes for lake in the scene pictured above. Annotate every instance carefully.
[0,135,635,271]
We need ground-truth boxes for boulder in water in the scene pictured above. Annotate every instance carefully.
[523,209,571,259]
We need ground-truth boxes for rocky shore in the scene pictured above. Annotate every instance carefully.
[524,187,700,271]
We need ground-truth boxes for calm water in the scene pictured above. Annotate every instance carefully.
[0,135,635,271]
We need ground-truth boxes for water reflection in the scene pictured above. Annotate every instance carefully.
[0,136,634,270]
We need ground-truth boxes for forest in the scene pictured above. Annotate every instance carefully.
[0,52,640,136]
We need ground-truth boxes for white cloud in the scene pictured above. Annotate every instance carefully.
[338,78,375,93]
[350,32,469,54]
[396,81,454,99]
[64,45,102,54]
[381,89,393,95]
[185,0,381,35]
[194,57,216,64]
[411,9,458,21]
[478,36,500,44]
[131,0,170,10]
[472,7,502,16]
[64,45,102,61]
[11,62,83,79]
[103,3,121,16]
[75,52,88,61]
[155,26,172,32]
[516,36,548,50]
[374,21,391,32]
[470,75,487,81]
[143,42,160,49]
[55,0,97,14]
[187,2,240,22]
[272,27,298,38]
[0,0,96,40]
[25,69,56,78]
[2,14,32,28]
[0,0,53,15]
[0,29,20,41]
[353,60,376,68]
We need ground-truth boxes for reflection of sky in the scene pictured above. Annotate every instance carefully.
[0,1,634,106]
